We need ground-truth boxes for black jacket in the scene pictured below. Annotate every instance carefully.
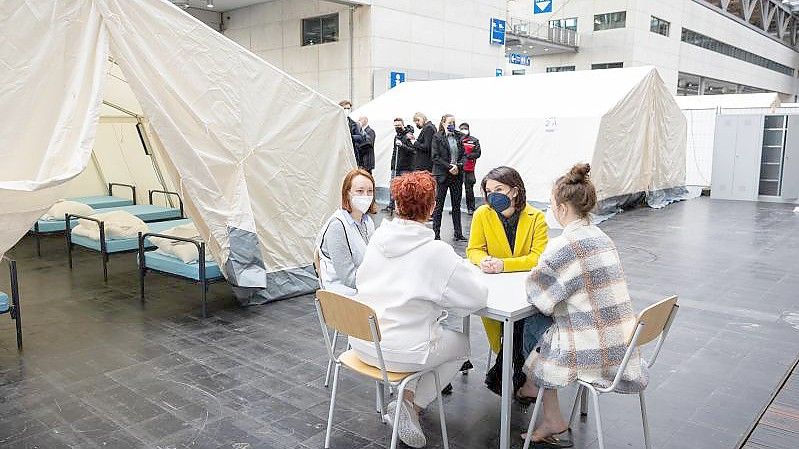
[347,117,363,161]
[410,121,436,172]
[391,126,415,173]
[431,130,466,177]
[359,126,376,170]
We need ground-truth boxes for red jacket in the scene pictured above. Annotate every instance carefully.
[462,135,481,172]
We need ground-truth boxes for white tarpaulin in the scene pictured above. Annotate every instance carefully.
[0,0,356,303]
[675,93,781,186]
[353,67,686,205]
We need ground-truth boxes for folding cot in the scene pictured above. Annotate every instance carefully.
[138,231,224,318]
[30,182,137,256]
[0,256,22,350]
[65,190,186,282]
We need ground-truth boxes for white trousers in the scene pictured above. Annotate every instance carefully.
[354,329,469,408]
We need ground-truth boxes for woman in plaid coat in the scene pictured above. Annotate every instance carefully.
[517,163,647,446]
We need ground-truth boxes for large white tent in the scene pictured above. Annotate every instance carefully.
[675,92,781,187]
[353,67,687,206]
[0,0,356,303]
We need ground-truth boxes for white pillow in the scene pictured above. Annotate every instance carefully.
[41,200,95,221]
[150,223,211,264]
[72,210,148,240]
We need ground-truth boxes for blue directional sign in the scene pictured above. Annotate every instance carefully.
[389,71,405,88]
[508,53,531,66]
[496,68,504,77]
[490,18,506,45]
[534,0,553,14]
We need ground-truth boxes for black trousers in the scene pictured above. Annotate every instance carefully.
[387,169,410,210]
[463,171,477,211]
[432,172,463,238]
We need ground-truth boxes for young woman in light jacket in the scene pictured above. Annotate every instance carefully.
[350,171,488,449]
[518,163,647,446]
[316,168,377,295]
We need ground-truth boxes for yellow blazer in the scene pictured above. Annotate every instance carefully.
[466,204,549,353]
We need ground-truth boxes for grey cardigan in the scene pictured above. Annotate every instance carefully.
[316,209,375,295]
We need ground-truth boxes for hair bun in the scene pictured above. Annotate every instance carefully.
[566,163,590,184]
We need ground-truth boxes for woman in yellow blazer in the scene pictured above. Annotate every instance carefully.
[466,166,550,404]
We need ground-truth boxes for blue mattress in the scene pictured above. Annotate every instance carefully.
[144,251,222,281]
[72,195,134,209]
[0,292,8,313]
[71,219,192,253]
[34,204,181,234]
[100,204,182,222]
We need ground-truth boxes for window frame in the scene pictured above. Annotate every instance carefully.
[650,16,670,37]
[549,17,578,32]
[594,11,626,31]
[301,13,339,47]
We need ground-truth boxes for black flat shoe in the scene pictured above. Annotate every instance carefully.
[453,235,467,242]
[460,360,473,373]
[441,383,453,395]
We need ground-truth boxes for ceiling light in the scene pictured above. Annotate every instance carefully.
[206,0,214,7]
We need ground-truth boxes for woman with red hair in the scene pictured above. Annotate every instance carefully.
[349,171,488,448]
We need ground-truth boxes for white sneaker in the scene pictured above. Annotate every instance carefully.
[394,399,426,448]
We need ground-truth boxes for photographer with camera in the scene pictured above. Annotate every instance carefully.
[385,118,416,214]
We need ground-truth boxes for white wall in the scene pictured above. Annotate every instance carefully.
[223,0,505,106]
[368,0,506,98]
[187,7,223,31]
[520,0,799,96]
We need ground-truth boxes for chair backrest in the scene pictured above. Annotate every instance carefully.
[316,289,380,342]
[632,295,679,347]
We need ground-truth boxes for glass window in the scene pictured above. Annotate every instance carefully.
[591,62,623,70]
[547,66,576,72]
[302,14,338,46]
[549,17,578,32]
[512,69,526,75]
[650,16,670,36]
[681,28,794,76]
[594,11,626,31]
[677,72,701,96]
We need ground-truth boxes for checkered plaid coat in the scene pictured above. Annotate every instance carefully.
[525,220,648,393]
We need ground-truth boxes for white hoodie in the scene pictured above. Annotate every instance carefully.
[349,218,488,364]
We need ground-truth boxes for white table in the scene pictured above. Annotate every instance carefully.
[463,271,536,449]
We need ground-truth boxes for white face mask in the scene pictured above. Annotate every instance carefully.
[460,129,469,136]
[350,195,373,214]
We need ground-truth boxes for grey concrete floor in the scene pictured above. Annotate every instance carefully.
[0,197,797,448]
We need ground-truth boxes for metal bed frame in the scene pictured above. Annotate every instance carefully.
[1,256,22,350]
[65,190,185,282]
[31,182,136,257]
[138,232,224,318]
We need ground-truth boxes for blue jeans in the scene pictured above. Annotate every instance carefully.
[522,314,553,360]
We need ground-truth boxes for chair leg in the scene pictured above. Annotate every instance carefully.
[590,388,604,449]
[580,386,588,416]
[639,391,652,449]
[433,371,449,449]
[324,362,341,449]
[522,388,544,449]
[324,330,339,387]
[486,346,493,369]
[102,253,108,283]
[568,385,584,428]
[375,381,385,414]
[389,383,407,449]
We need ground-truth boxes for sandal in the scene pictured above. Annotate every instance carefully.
[521,430,573,448]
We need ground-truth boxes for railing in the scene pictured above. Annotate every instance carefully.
[507,17,580,47]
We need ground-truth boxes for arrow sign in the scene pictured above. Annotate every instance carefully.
[534,0,553,14]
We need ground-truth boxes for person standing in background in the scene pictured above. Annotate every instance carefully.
[358,116,376,174]
[459,123,481,215]
[431,114,466,241]
[410,112,435,172]
[339,100,363,162]
[385,118,415,214]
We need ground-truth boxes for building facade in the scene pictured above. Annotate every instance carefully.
[212,0,506,108]
[185,0,799,103]
[506,0,799,99]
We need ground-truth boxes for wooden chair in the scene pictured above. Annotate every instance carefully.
[523,295,679,449]
[315,289,452,449]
